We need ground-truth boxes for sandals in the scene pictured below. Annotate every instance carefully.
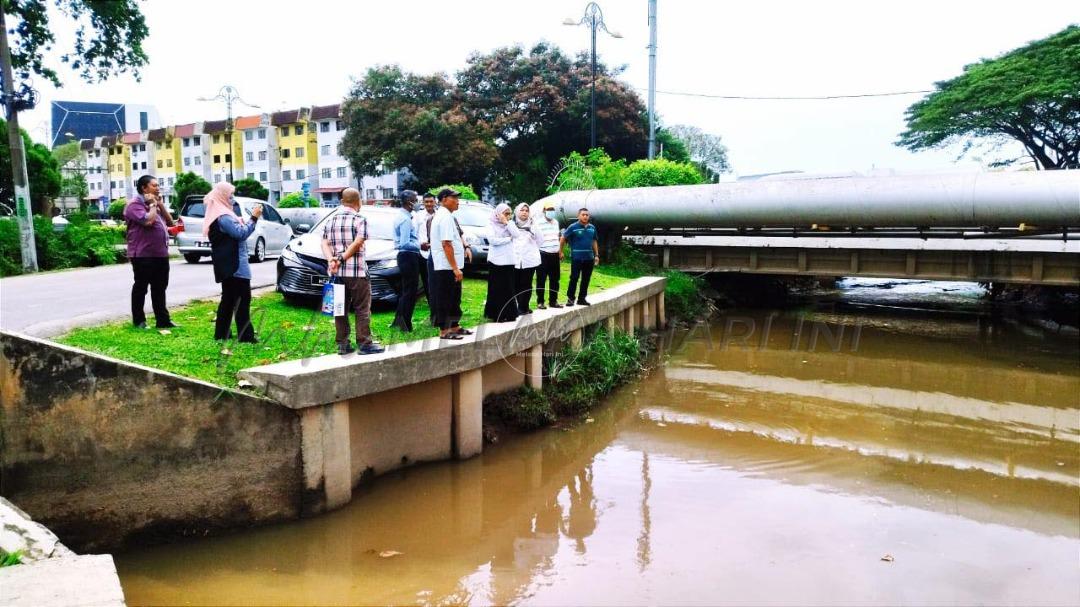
[440,333,464,340]
[453,328,475,336]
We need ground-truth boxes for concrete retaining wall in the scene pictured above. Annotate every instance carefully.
[0,276,666,551]
[0,333,304,552]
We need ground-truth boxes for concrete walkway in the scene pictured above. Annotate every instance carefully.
[0,258,278,337]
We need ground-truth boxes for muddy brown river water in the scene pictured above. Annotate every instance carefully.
[115,280,1080,606]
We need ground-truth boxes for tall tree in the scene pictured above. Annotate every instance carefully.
[3,0,149,93]
[339,65,497,191]
[457,43,649,200]
[233,177,268,201]
[667,124,730,180]
[898,25,1079,169]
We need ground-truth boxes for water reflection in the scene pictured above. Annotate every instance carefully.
[116,293,1080,606]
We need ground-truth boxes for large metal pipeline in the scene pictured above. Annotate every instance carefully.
[537,170,1080,230]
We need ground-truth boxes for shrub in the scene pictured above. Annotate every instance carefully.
[107,198,127,220]
[546,329,646,416]
[0,218,22,276]
[624,158,704,188]
[278,192,308,208]
[484,386,556,431]
[174,172,212,209]
[234,177,269,200]
[426,184,480,201]
[663,269,708,319]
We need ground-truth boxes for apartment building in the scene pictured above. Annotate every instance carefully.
[148,127,181,204]
[105,135,131,201]
[81,138,108,210]
[237,114,280,200]
[310,104,352,205]
[176,123,210,181]
[204,119,244,184]
[272,108,317,197]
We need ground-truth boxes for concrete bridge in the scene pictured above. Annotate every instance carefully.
[628,234,1080,286]
[539,171,1080,286]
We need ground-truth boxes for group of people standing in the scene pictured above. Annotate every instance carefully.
[125,174,601,356]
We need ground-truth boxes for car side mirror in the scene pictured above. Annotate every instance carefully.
[283,217,291,225]
[295,224,310,234]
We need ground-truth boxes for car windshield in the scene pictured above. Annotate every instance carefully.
[455,204,492,227]
[308,208,397,241]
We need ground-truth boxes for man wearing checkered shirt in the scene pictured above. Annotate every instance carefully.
[322,188,385,355]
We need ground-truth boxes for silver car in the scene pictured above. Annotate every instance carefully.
[176,195,295,264]
[453,200,492,268]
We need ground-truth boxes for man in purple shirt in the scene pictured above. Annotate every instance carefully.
[124,175,177,329]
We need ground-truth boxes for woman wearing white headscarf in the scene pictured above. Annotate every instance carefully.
[205,181,263,342]
[512,202,544,314]
[483,203,520,322]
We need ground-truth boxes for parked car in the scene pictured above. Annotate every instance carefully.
[277,206,336,236]
[453,200,492,269]
[175,196,294,264]
[276,206,404,306]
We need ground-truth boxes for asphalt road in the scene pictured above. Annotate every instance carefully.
[0,257,279,337]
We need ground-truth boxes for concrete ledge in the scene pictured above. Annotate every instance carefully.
[239,276,667,408]
[0,554,126,607]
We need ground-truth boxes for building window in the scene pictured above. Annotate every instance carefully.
[322,193,333,202]
[245,152,253,162]
[132,162,138,170]
[245,131,253,141]
[258,128,266,139]
[213,155,221,163]
[156,142,162,150]
[296,169,305,180]
[95,150,101,157]
[111,181,116,189]
[225,154,231,163]
[258,151,267,161]
[168,177,174,186]
[184,157,191,167]
[336,167,346,178]
[194,156,202,165]
[335,120,344,131]
[183,138,190,147]
[295,125,304,136]
[214,175,221,183]
[193,136,201,145]
[167,159,173,167]
[281,148,290,158]
[141,162,147,170]
[282,170,291,181]
[213,135,220,144]
[157,160,163,169]
[321,168,331,179]
[382,188,395,198]
[247,172,255,180]
[259,171,267,181]
[295,147,304,158]
[320,121,330,133]
[320,145,330,156]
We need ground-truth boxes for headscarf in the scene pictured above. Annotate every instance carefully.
[513,202,533,230]
[202,181,238,237]
[490,202,513,238]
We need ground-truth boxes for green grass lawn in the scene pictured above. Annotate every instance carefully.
[58,262,632,387]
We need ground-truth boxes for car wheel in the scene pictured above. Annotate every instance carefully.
[250,238,266,263]
[183,253,202,264]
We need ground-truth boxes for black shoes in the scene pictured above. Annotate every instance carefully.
[565,300,576,307]
[157,321,179,329]
[338,343,356,355]
[549,302,564,309]
[359,343,385,355]
[578,299,591,306]
[537,303,547,310]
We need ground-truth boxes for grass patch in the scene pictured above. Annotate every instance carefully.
[1,549,23,567]
[483,328,650,433]
[58,261,630,387]
[602,242,710,320]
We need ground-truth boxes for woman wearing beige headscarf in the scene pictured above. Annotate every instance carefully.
[512,203,544,314]
[205,182,263,342]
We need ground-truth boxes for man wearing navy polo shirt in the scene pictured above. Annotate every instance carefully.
[559,208,600,306]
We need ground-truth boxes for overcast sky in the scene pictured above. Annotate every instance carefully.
[20,0,1078,176]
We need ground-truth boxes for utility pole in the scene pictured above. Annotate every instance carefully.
[198,85,259,183]
[564,3,621,151]
[647,0,658,159]
[0,9,38,272]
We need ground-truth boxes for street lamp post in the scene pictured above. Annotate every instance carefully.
[198,85,259,183]
[564,3,621,150]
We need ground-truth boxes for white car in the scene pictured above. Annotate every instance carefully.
[175,195,294,264]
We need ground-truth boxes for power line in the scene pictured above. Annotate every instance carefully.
[637,87,932,100]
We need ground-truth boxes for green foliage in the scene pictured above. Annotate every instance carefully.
[340,65,497,192]
[61,172,89,200]
[666,124,731,179]
[426,184,480,201]
[233,177,268,200]
[0,549,23,567]
[52,140,83,167]
[898,25,1079,169]
[1,118,62,214]
[602,242,709,320]
[173,172,212,209]
[484,387,557,431]
[278,192,308,208]
[0,219,22,277]
[550,148,702,192]
[107,198,127,221]
[546,329,647,416]
[3,0,149,91]
[458,43,649,200]
[624,158,704,188]
[26,213,124,272]
[655,129,691,164]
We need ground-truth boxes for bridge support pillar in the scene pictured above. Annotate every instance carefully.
[525,344,543,390]
[452,369,483,459]
[569,328,583,349]
[657,292,666,329]
[300,401,352,513]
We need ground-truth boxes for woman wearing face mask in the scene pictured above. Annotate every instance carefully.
[484,203,521,322]
[512,203,544,315]
[534,202,563,309]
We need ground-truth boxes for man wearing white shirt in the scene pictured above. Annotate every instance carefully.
[430,188,467,339]
[414,192,437,323]
[534,201,563,309]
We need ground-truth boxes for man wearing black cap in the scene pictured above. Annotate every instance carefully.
[429,188,469,339]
